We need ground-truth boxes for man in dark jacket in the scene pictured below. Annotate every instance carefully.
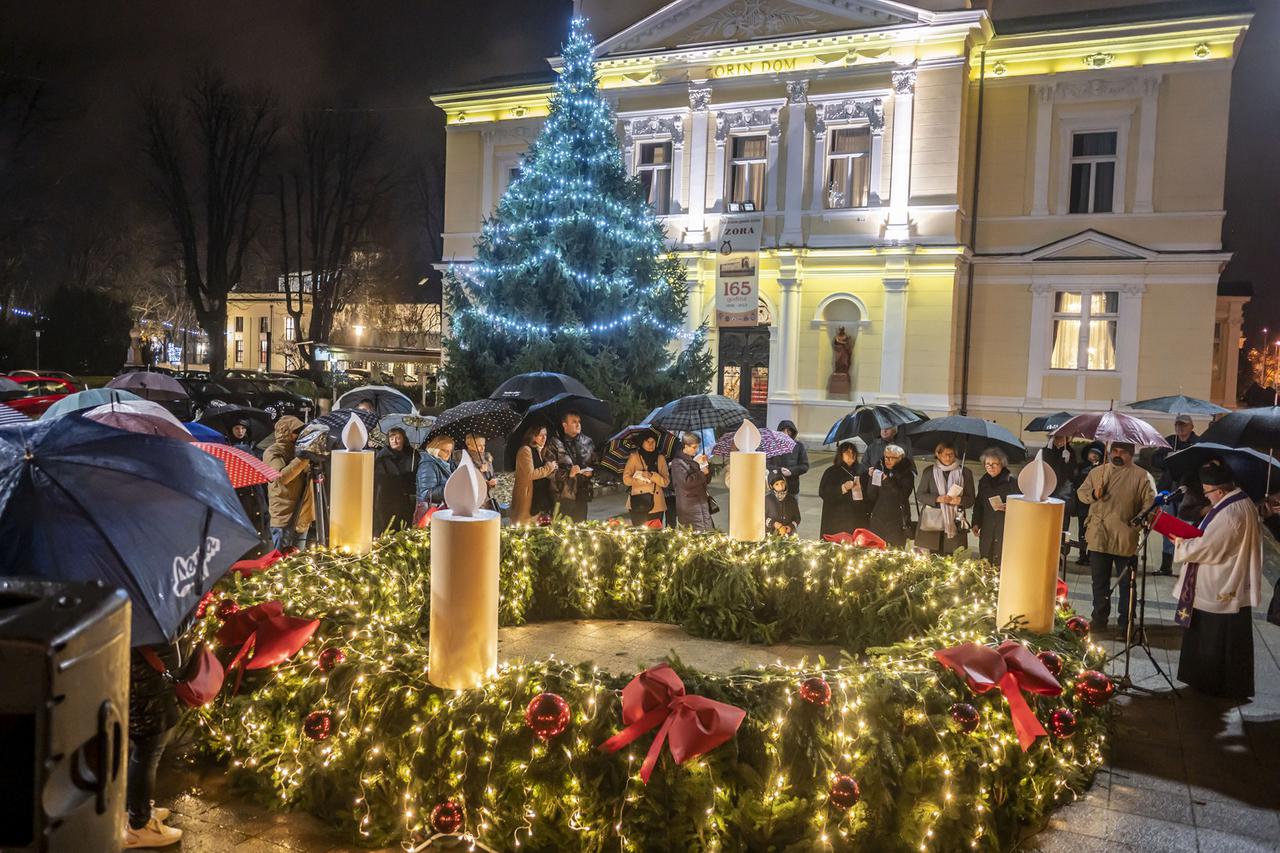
[1152,414,1201,574]
[865,425,915,473]
[775,420,809,495]
[548,411,596,521]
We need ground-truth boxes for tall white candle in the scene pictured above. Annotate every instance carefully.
[728,420,766,542]
[329,414,374,554]
[996,451,1066,634]
[429,453,500,689]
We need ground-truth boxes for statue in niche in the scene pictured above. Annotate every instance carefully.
[828,326,852,396]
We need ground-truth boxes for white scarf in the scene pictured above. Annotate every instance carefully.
[932,460,963,537]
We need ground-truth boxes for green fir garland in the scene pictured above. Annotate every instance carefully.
[191,524,1111,851]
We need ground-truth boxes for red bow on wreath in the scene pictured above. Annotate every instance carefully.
[599,663,745,783]
[934,641,1062,750]
[216,600,319,691]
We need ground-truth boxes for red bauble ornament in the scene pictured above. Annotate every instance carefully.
[524,692,571,741]
[216,599,240,619]
[196,591,216,619]
[536,513,553,526]
[1075,670,1115,707]
[303,710,332,741]
[828,775,861,810]
[1036,650,1063,678]
[430,800,464,835]
[1049,707,1078,738]
[318,647,346,672]
[799,677,832,706]
[1066,615,1091,636]
[949,702,980,734]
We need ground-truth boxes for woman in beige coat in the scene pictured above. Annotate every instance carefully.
[510,425,557,525]
[622,435,670,526]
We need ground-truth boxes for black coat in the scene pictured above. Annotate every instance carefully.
[818,462,870,536]
[375,447,417,532]
[765,491,801,534]
[1044,444,1077,501]
[129,642,182,739]
[972,469,1018,561]
[868,465,915,546]
[774,422,810,495]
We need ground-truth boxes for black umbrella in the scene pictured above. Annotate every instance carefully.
[904,416,1026,462]
[824,403,926,445]
[336,385,415,418]
[1127,395,1229,416]
[428,399,521,443]
[1025,411,1076,433]
[650,394,748,435]
[1163,442,1280,501]
[198,404,275,443]
[489,372,596,411]
[0,416,260,646]
[309,408,382,449]
[0,376,24,402]
[506,393,613,467]
[1199,407,1280,451]
[106,371,190,402]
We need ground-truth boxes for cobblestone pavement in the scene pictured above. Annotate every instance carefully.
[156,455,1280,851]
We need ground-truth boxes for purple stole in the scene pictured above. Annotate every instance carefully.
[1175,490,1249,628]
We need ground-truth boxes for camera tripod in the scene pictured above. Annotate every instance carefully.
[1106,507,1179,695]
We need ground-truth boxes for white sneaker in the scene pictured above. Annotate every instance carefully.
[151,805,171,822]
[124,817,183,849]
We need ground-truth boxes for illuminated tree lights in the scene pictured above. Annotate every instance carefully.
[441,17,712,419]
[190,526,1113,851]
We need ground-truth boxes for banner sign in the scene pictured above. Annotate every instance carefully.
[715,216,763,327]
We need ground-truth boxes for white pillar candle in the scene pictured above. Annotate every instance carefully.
[996,452,1065,634]
[329,415,374,554]
[429,454,500,690]
[728,420,766,542]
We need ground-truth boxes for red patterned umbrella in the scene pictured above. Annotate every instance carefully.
[1052,411,1169,449]
[193,442,281,489]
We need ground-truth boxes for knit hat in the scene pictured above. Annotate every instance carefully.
[1199,460,1234,487]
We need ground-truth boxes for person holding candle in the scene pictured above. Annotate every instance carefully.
[819,441,869,537]
[623,435,669,526]
[766,470,801,536]
[915,441,975,555]
[868,444,914,547]
[374,427,417,533]
[669,433,714,531]
[970,447,1018,564]
[510,424,558,525]
[416,435,455,520]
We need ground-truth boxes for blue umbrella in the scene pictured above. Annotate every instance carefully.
[184,421,228,443]
[0,416,260,646]
[41,388,144,420]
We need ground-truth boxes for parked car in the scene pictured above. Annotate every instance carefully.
[8,376,78,418]
[6,370,88,391]
[217,376,313,423]
[177,378,255,421]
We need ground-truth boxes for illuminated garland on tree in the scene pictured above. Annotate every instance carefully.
[440,16,713,423]
[190,525,1113,851]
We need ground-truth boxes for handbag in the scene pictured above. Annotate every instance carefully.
[141,646,225,709]
[707,495,721,515]
[918,505,945,533]
[629,492,655,514]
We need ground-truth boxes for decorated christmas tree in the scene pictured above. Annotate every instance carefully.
[441,16,711,423]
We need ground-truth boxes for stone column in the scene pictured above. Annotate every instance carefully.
[772,260,802,426]
[878,270,909,402]
[1133,76,1161,214]
[685,85,712,243]
[1030,85,1054,216]
[884,66,917,243]
[781,79,809,243]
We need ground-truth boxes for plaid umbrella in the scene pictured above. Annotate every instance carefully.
[1025,411,1076,433]
[600,424,678,475]
[1052,411,1169,449]
[193,442,281,489]
[905,416,1027,462]
[1127,395,1229,416]
[711,428,796,459]
[308,408,382,448]
[0,403,28,426]
[650,394,748,435]
[428,399,520,442]
[824,403,926,445]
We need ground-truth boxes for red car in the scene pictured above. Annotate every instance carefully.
[8,376,77,418]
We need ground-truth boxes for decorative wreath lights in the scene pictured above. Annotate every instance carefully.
[192,523,1112,851]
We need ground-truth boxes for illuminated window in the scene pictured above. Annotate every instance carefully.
[826,126,870,209]
[258,316,269,334]
[1068,131,1117,214]
[285,316,297,342]
[234,316,244,333]
[750,364,769,405]
[722,363,741,402]
[729,135,766,211]
[234,339,244,364]
[259,336,269,368]
[1051,291,1118,371]
[637,141,672,215]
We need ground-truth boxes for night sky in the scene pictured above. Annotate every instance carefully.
[5,0,1277,336]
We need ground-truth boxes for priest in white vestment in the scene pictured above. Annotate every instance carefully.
[1170,461,1263,698]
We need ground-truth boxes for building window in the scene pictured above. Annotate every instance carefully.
[721,363,741,401]
[1068,131,1117,214]
[259,336,269,368]
[259,316,269,333]
[234,339,244,364]
[1051,291,1118,371]
[234,316,244,333]
[728,135,766,211]
[825,127,870,209]
[285,316,297,342]
[636,141,672,215]
[750,364,769,405]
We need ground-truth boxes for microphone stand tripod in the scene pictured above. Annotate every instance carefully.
[1107,500,1179,695]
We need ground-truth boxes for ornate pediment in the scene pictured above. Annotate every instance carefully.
[1024,230,1157,262]
[597,0,926,56]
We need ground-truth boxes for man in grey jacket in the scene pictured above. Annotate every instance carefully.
[548,411,596,521]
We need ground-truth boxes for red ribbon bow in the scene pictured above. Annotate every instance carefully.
[934,641,1062,750]
[1056,578,1069,601]
[230,549,285,577]
[599,663,746,783]
[215,600,319,691]
[822,529,887,549]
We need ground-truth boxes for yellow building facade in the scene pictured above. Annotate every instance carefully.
[433,0,1249,441]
